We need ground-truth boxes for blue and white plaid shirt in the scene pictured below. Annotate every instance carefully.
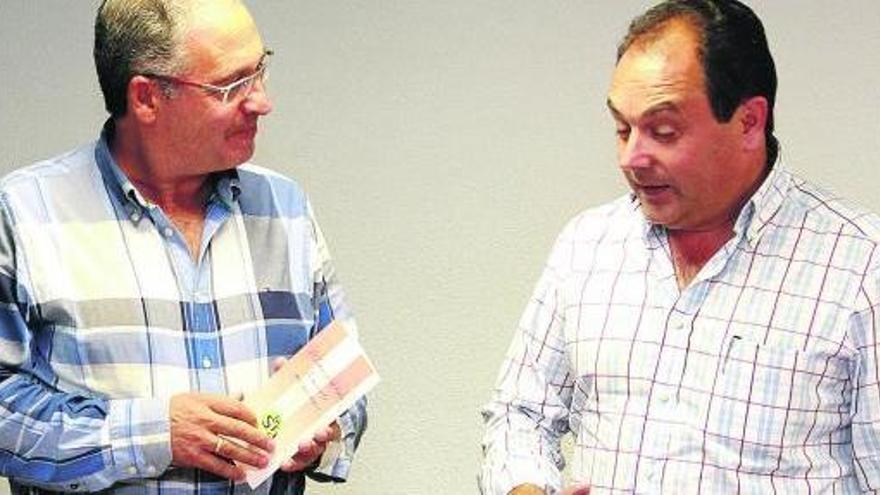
[0,127,366,494]
[481,164,880,494]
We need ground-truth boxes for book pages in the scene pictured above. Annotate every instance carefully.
[238,321,379,488]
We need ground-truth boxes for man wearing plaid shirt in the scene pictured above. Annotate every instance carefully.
[481,1,880,494]
[0,1,366,494]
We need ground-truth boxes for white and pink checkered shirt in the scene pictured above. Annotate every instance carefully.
[481,164,880,494]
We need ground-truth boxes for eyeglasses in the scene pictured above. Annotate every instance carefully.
[145,49,273,104]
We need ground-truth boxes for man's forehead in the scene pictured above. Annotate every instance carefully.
[184,0,257,45]
[180,0,264,76]
[607,20,705,117]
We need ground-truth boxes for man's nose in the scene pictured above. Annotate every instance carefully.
[243,78,272,116]
[619,130,651,170]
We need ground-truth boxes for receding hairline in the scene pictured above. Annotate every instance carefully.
[618,15,705,63]
[610,16,710,112]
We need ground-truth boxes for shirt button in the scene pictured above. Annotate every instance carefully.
[130,213,141,222]
[163,227,174,238]
[146,465,156,475]
[127,466,137,475]
[202,357,213,369]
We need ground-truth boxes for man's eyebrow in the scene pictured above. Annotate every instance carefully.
[643,101,681,118]
[214,51,269,84]
[606,99,624,120]
[606,99,682,121]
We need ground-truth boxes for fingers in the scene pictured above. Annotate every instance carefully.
[169,427,248,481]
[212,435,271,469]
[281,460,312,472]
[296,438,323,460]
[213,415,275,453]
[207,395,258,426]
[312,424,338,443]
[170,393,275,480]
[279,426,334,473]
[198,449,247,481]
[280,458,308,472]
[203,396,274,453]
[280,440,323,473]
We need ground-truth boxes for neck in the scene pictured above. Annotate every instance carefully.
[667,160,769,288]
[108,118,213,261]
[109,118,210,214]
[668,222,734,289]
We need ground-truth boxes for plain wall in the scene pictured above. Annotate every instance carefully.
[1,1,879,493]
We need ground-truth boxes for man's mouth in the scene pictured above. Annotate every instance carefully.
[635,184,672,199]
[230,126,258,140]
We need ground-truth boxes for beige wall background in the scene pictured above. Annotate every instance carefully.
[1,1,879,493]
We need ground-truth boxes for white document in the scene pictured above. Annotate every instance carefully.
[238,321,379,488]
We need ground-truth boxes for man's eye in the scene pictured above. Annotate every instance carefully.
[228,79,249,97]
[652,125,677,141]
[615,127,631,139]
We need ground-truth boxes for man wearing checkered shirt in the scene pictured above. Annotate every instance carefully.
[0,1,366,494]
[481,1,880,493]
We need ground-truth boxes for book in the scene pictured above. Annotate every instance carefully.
[238,320,379,488]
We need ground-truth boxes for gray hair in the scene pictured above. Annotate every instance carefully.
[94,0,193,118]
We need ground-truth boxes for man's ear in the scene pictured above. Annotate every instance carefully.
[126,75,163,124]
[737,95,769,152]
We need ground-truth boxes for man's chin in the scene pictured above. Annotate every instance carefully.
[640,206,678,227]
[227,143,256,167]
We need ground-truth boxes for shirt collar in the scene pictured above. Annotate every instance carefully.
[210,169,242,210]
[741,158,790,247]
[95,120,242,225]
[636,157,790,248]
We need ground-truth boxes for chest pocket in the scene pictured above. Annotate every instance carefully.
[704,338,852,471]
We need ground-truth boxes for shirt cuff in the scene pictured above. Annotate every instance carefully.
[480,452,563,495]
[309,413,355,482]
[106,397,172,481]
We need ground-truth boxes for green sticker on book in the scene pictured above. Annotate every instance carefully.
[260,411,282,439]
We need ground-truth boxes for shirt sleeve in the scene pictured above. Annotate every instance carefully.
[479,230,576,495]
[0,200,172,492]
[849,254,880,491]
[303,201,367,483]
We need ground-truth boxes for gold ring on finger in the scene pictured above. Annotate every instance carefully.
[213,436,225,455]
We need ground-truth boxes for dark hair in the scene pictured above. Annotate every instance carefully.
[618,0,778,167]
[94,0,189,118]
